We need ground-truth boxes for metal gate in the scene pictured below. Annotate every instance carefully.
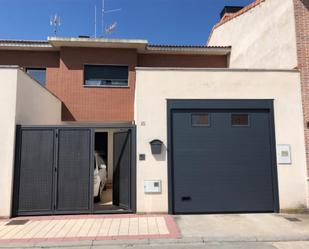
[13,125,136,216]
[15,129,55,215]
[13,127,92,216]
[56,129,92,214]
[113,131,131,210]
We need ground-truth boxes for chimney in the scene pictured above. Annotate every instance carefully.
[220,6,243,20]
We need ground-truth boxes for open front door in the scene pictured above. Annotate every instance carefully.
[113,131,131,209]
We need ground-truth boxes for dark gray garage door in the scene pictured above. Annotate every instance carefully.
[168,100,278,214]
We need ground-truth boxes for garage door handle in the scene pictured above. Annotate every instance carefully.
[182,196,191,201]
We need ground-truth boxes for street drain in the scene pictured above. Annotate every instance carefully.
[6,219,29,225]
[284,217,301,222]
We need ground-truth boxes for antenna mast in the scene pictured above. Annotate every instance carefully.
[94,5,97,38]
[102,0,105,36]
[50,14,61,36]
[100,0,121,37]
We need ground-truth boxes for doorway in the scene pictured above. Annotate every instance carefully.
[93,129,132,212]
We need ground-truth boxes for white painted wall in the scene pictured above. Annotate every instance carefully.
[208,0,298,69]
[135,68,307,213]
[15,70,62,125]
[0,68,62,218]
[0,68,19,218]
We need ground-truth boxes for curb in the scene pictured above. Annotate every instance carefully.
[1,237,309,248]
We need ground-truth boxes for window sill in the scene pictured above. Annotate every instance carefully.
[83,85,130,89]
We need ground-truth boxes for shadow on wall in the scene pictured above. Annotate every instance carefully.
[152,143,167,162]
[0,51,60,69]
[60,47,137,72]
[61,103,76,121]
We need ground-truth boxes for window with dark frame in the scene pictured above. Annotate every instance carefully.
[26,68,46,86]
[84,65,129,87]
[231,114,249,126]
[192,114,210,126]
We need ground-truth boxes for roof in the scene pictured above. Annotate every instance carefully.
[0,39,55,51]
[146,44,231,55]
[0,37,231,55]
[48,36,148,50]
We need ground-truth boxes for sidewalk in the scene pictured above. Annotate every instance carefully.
[1,213,309,248]
[0,214,180,244]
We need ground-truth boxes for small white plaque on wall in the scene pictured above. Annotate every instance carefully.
[277,144,291,164]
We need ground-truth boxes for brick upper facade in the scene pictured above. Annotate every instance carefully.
[52,47,138,122]
[0,43,228,122]
[293,0,309,174]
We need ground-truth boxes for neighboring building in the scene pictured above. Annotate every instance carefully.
[0,0,308,218]
[208,0,298,69]
[208,0,309,196]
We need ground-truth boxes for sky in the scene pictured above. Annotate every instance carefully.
[0,0,254,45]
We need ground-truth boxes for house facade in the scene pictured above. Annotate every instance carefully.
[0,0,308,218]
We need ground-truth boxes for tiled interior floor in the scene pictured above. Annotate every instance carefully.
[101,188,112,206]
[93,189,124,211]
[0,215,180,243]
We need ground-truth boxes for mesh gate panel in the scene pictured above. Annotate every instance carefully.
[18,129,54,213]
[56,129,91,211]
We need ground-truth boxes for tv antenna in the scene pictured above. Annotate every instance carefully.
[50,14,61,36]
[97,0,121,38]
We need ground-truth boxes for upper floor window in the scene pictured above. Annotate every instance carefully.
[84,65,129,87]
[26,68,46,86]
